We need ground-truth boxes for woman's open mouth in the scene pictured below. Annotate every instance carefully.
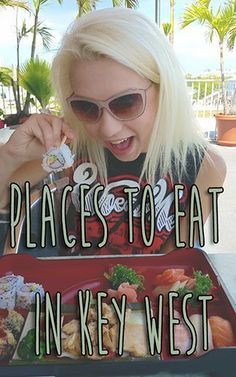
[106,136,134,155]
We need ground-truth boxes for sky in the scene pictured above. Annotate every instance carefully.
[0,0,235,76]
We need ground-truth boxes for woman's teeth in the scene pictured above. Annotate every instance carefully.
[111,138,128,145]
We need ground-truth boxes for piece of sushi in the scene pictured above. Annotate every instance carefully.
[189,314,214,356]
[4,310,25,338]
[153,269,195,298]
[108,282,138,303]
[0,275,25,309]
[209,315,235,348]
[42,144,74,173]
[0,274,24,290]
[173,310,192,354]
[16,283,45,309]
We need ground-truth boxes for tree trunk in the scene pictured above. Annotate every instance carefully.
[169,0,175,45]
[77,0,83,17]
[219,40,227,114]
[22,6,40,115]
[15,8,21,114]
[11,77,21,115]
[155,0,160,26]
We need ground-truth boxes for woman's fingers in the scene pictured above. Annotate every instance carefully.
[22,113,75,150]
[37,113,76,147]
[5,113,75,165]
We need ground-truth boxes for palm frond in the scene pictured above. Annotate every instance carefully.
[36,22,54,50]
[112,0,123,6]
[0,0,29,10]
[20,57,53,109]
[0,66,13,86]
[124,0,138,8]
[162,22,171,37]
[76,0,95,15]
[180,2,213,29]
[227,24,236,49]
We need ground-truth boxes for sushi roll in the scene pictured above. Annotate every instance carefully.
[42,144,74,173]
[16,283,45,310]
[0,274,24,310]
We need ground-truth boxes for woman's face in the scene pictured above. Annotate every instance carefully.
[69,58,158,161]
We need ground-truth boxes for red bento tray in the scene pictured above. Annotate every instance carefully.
[0,248,235,376]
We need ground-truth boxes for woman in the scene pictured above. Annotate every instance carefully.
[0,8,226,255]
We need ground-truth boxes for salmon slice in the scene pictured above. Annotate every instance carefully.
[155,269,191,285]
[108,282,138,303]
[209,316,235,348]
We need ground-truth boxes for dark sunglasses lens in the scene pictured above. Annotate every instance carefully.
[70,100,99,122]
[109,93,143,120]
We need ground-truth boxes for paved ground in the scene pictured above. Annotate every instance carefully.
[204,144,236,253]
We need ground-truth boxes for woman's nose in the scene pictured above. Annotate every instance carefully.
[98,108,123,139]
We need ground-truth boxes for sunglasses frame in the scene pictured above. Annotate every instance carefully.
[66,82,153,123]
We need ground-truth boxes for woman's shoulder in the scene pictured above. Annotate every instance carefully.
[196,145,227,188]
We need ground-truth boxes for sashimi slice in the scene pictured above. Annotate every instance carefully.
[189,314,214,356]
[209,316,235,348]
[108,282,138,303]
[155,269,191,285]
[173,310,191,354]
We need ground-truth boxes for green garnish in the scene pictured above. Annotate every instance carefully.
[17,329,45,361]
[105,264,144,290]
[177,270,213,305]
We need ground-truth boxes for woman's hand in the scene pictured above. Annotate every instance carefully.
[3,113,75,166]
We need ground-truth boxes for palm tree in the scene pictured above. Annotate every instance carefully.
[161,1,175,44]
[20,57,53,111]
[181,0,236,114]
[22,0,62,114]
[16,16,53,113]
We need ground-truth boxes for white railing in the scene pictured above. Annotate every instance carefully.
[0,83,39,116]
[186,78,235,118]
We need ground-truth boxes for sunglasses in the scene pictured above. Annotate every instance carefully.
[67,83,153,123]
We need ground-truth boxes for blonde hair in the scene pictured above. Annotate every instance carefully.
[52,7,208,185]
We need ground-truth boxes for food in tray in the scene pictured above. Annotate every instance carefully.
[209,315,235,348]
[61,303,149,359]
[42,143,74,173]
[153,268,213,305]
[105,264,144,304]
[0,310,25,357]
[1,258,235,366]
[0,274,45,310]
